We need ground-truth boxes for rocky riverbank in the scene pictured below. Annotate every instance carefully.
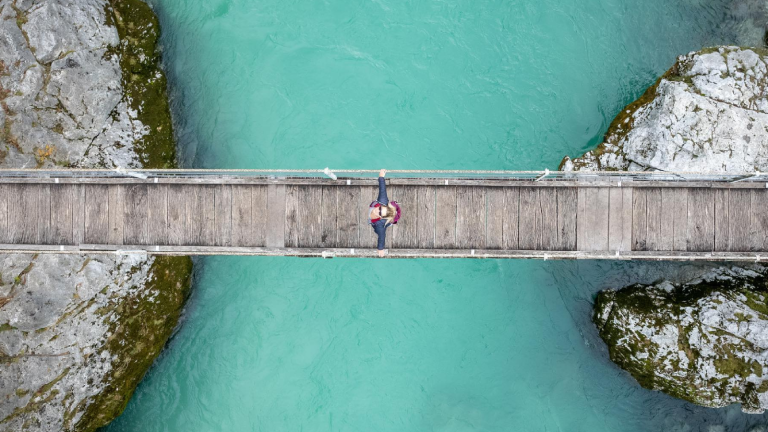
[564,46,768,413]
[0,0,192,431]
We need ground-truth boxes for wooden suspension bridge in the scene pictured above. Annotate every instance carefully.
[1,169,767,260]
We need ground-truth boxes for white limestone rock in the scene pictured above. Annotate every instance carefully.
[562,47,768,173]
[566,46,768,414]
[0,0,143,169]
[0,0,190,431]
[594,266,768,413]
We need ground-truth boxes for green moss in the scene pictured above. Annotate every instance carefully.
[594,272,768,410]
[0,323,15,332]
[73,256,192,432]
[108,0,177,169]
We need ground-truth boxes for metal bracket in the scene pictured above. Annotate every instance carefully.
[114,167,148,179]
[323,167,337,180]
[534,169,550,182]
[731,171,761,183]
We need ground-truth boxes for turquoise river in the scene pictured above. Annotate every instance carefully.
[105,0,768,430]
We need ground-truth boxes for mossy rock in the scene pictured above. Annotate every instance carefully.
[108,0,176,169]
[594,269,768,413]
[74,256,193,431]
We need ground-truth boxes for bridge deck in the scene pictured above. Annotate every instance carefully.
[1,174,767,259]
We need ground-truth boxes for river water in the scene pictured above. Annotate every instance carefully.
[105,0,768,430]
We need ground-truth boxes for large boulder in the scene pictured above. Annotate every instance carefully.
[564,47,768,413]
[562,47,768,172]
[594,266,768,413]
[0,0,192,431]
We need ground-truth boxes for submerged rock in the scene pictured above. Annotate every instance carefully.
[594,267,768,413]
[0,0,192,431]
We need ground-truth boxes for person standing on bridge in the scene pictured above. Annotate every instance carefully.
[369,169,401,257]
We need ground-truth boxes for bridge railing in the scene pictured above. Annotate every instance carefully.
[0,168,764,183]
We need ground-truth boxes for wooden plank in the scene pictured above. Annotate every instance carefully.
[486,188,504,249]
[200,186,216,246]
[36,185,51,244]
[671,188,688,251]
[0,185,8,244]
[645,188,662,251]
[123,184,148,245]
[51,185,73,245]
[456,186,485,249]
[557,187,577,250]
[469,186,486,249]
[8,185,30,243]
[503,188,520,249]
[392,186,418,249]
[608,188,625,251]
[751,189,768,251]
[297,186,323,248]
[519,187,540,250]
[659,188,676,251]
[620,187,633,252]
[714,189,729,252]
[576,187,586,251]
[336,186,360,248]
[320,186,338,248]
[184,185,202,246]
[687,188,715,252]
[167,185,186,246]
[539,188,558,251]
[434,186,457,248]
[578,187,609,251]
[147,184,168,245]
[251,186,267,247]
[728,189,752,252]
[73,185,85,245]
[213,185,232,247]
[455,186,472,249]
[265,184,286,248]
[417,186,436,249]
[631,188,647,251]
[107,185,124,245]
[84,185,109,244]
[232,185,253,247]
[592,188,610,251]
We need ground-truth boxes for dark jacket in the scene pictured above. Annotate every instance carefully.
[370,176,391,250]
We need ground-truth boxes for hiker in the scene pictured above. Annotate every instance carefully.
[369,169,400,257]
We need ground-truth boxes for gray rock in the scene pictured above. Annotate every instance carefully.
[565,47,768,413]
[594,266,768,413]
[23,0,118,64]
[563,47,768,173]
[0,0,142,169]
[0,0,190,430]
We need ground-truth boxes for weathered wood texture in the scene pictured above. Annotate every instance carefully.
[6,181,768,256]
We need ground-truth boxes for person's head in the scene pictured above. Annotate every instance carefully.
[380,204,397,223]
